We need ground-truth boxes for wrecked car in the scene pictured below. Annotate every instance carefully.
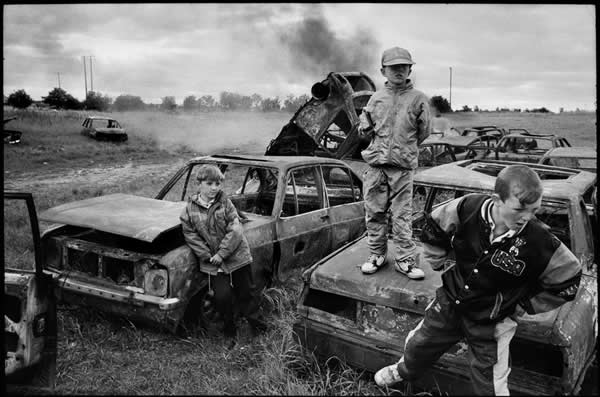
[265,71,375,176]
[490,132,572,163]
[539,147,596,173]
[418,134,502,167]
[458,125,508,138]
[5,191,57,392]
[39,155,365,333]
[294,159,597,395]
[4,115,23,144]
[81,116,128,142]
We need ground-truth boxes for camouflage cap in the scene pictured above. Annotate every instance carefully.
[382,47,415,66]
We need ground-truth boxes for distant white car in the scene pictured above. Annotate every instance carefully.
[81,116,127,142]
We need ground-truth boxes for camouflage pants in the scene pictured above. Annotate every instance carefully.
[363,165,416,260]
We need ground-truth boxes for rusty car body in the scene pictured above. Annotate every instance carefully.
[265,72,375,174]
[539,147,597,173]
[4,115,23,144]
[39,154,365,332]
[5,192,57,392]
[418,135,502,168]
[458,125,508,138]
[81,116,128,142]
[294,159,597,395]
[490,132,572,163]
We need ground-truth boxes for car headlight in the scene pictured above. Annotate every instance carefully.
[144,268,168,297]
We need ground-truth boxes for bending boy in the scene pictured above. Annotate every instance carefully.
[374,164,582,395]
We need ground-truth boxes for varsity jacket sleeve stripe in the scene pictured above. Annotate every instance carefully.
[526,242,582,314]
[422,197,462,271]
[216,199,244,260]
[180,205,211,262]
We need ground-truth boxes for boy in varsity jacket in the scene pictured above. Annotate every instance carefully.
[373,164,582,395]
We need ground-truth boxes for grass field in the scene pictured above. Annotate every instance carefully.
[4,108,597,395]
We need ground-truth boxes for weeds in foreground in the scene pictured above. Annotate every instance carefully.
[50,284,418,395]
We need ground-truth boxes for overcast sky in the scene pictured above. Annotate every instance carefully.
[3,3,596,112]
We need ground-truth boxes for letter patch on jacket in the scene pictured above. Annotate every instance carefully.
[491,250,526,276]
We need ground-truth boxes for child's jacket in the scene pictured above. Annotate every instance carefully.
[180,191,252,275]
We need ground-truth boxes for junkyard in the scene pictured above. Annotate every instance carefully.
[4,4,597,396]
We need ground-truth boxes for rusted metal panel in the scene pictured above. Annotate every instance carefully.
[294,314,565,395]
[309,236,440,314]
[40,194,186,242]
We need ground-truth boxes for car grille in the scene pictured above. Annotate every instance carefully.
[50,236,161,285]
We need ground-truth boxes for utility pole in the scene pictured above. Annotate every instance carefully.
[82,56,88,98]
[89,56,94,92]
[57,72,61,89]
[449,67,453,110]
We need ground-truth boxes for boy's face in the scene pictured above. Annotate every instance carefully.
[492,191,541,231]
[198,179,221,200]
[381,64,411,84]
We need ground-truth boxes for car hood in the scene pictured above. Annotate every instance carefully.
[39,193,186,242]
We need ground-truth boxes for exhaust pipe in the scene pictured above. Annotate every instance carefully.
[311,82,330,100]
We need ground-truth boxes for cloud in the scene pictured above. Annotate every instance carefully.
[2,4,595,111]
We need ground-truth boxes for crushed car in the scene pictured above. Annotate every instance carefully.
[489,132,572,163]
[418,134,502,167]
[265,71,375,176]
[81,116,128,142]
[458,125,508,138]
[5,191,57,392]
[39,154,365,333]
[4,115,23,144]
[539,147,596,173]
[294,159,597,395]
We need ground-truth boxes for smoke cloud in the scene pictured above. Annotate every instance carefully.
[277,15,380,78]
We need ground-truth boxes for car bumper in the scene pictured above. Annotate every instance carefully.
[43,268,181,310]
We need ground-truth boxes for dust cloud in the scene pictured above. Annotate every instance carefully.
[119,111,291,156]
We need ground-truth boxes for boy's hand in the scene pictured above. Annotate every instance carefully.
[209,254,223,266]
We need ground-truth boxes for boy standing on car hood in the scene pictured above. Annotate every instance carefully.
[358,46,432,279]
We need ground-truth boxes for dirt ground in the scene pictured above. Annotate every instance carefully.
[4,159,185,194]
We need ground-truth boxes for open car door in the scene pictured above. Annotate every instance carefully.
[5,191,57,392]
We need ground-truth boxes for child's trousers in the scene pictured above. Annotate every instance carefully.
[397,287,518,395]
[210,265,262,330]
[364,165,416,260]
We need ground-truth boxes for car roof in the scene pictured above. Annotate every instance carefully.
[543,147,596,159]
[422,135,480,147]
[414,159,596,200]
[85,116,117,121]
[502,133,557,140]
[185,154,355,170]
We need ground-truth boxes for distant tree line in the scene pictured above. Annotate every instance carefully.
[428,94,554,114]
[5,88,563,114]
[5,87,311,113]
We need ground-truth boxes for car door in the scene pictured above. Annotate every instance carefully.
[275,165,331,281]
[320,164,365,251]
[81,118,92,136]
[5,192,57,392]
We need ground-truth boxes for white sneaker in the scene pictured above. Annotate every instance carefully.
[394,256,425,280]
[361,254,386,274]
[374,362,404,386]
